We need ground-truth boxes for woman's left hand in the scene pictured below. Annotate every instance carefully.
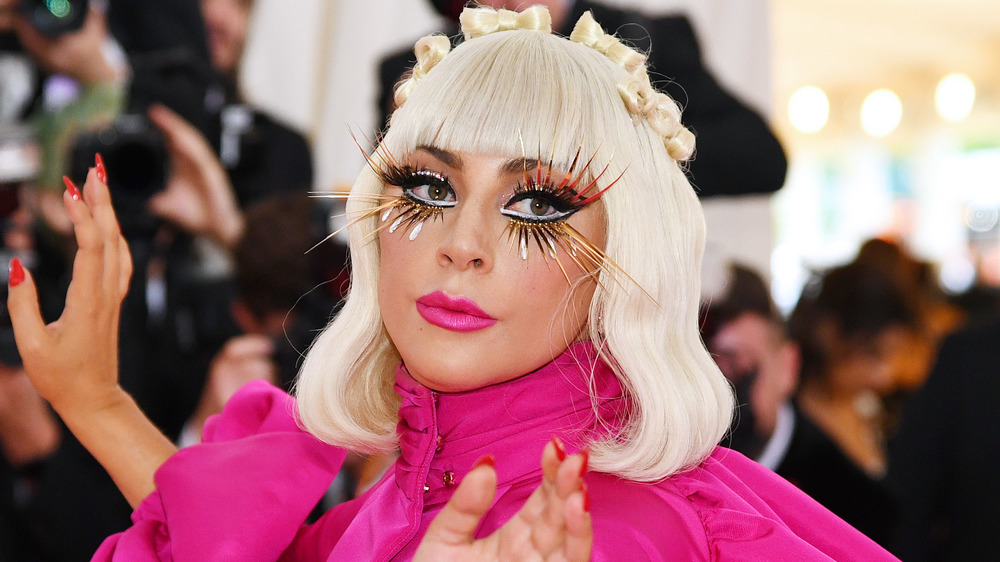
[415,438,592,561]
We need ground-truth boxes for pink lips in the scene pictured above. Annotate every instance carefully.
[416,291,497,332]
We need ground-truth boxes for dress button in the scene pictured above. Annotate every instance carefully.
[423,484,430,492]
[435,436,443,452]
[443,471,456,487]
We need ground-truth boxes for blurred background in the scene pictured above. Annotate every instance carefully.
[770,0,1000,312]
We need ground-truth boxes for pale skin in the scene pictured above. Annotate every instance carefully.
[378,148,604,392]
[7,160,593,560]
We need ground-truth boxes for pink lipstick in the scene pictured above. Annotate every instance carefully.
[416,291,497,332]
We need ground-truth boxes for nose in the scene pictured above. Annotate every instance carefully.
[437,205,494,273]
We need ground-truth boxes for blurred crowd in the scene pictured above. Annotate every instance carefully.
[0,0,357,559]
[0,0,996,561]
[701,237,1000,559]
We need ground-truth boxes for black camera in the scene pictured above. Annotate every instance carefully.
[70,113,167,237]
[20,0,90,38]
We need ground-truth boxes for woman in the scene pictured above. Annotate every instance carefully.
[785,260,919,545]
[8,5,896,560]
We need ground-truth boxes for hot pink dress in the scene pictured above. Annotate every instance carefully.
[94,343,898,560]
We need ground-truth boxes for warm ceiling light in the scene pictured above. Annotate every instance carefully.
[861,89,902,138]
[787,86,829,133]
[935,73,976,123]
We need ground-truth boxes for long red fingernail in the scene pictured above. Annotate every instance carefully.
[9,258,24,286]
[95,153,108,184]
[552,436,567,461]
[63,176,81,200]
[579,447,589,477]
[473,455,495,470]
[581,481,590,512]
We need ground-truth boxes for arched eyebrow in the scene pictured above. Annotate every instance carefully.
[416,145,539,178]
[501,157,539,177]
[417,145,462,168]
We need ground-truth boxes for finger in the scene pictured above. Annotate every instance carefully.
[423,456,497,547]
[83,165,129,301]
[81,167,120,287]
[148,104,202,153]
[61,177,106,319]
[542,436,564,481]
[533,446,586,555]
[7,258,48,356]
[562,488,593,562]
[118,230,132,297]
[518,437,564,521]
[148,104,224,179]
[555,448,588,498]
[93,154,134,297]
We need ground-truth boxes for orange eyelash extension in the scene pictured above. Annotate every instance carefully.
[503,141,652,301]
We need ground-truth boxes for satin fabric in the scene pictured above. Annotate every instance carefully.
[94,343,897,560]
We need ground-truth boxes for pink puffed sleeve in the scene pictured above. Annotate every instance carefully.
[92,381,347,561]
[677,448,900,561]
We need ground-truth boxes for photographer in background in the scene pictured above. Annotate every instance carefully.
[0,0,125,239]
[0,3,120,559]
[1,0,315,558]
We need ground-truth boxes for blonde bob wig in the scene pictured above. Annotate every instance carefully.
[295,6,734,481]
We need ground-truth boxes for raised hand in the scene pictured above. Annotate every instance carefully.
[9,162,130,414]
[147,104,245,249]
[415,437,593,561]
[7,158,176,507]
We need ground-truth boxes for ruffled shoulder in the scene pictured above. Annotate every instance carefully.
[671,447,899,561]
[202,379,304,441]
[93,381,347,561]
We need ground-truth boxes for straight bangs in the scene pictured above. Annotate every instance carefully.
[382,30,634,187]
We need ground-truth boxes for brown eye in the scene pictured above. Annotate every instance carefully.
[530,199,551,216]
[401,171,457,208]
[503,191,576,223]
[429,185,449,201]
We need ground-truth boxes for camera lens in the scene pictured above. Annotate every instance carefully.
[70,114,168,237]
[21,0,89,38]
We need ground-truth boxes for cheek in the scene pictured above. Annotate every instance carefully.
[520,257,597,340]
[377,233,415,326]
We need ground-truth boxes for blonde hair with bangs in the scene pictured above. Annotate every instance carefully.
[295,6,734,480]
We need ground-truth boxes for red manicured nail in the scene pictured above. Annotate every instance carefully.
[579,447,590,477]
[552,436,567,461]
[9,258,24,286]
[581,481,590,512]
[63,176,81,200]
[95,153,108,184]
[472,455,495,470]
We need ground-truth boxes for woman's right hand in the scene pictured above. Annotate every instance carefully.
[415,438,593,561]
[8,161,131,417]
[8,158,177,507]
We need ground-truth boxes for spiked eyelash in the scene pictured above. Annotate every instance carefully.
[309,130,652,303]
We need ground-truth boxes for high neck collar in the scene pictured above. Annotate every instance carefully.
[392,342,626,501]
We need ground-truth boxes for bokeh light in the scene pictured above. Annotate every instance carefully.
[860,89,902,138]
[935,73,976,123]
[788,86,830,133]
